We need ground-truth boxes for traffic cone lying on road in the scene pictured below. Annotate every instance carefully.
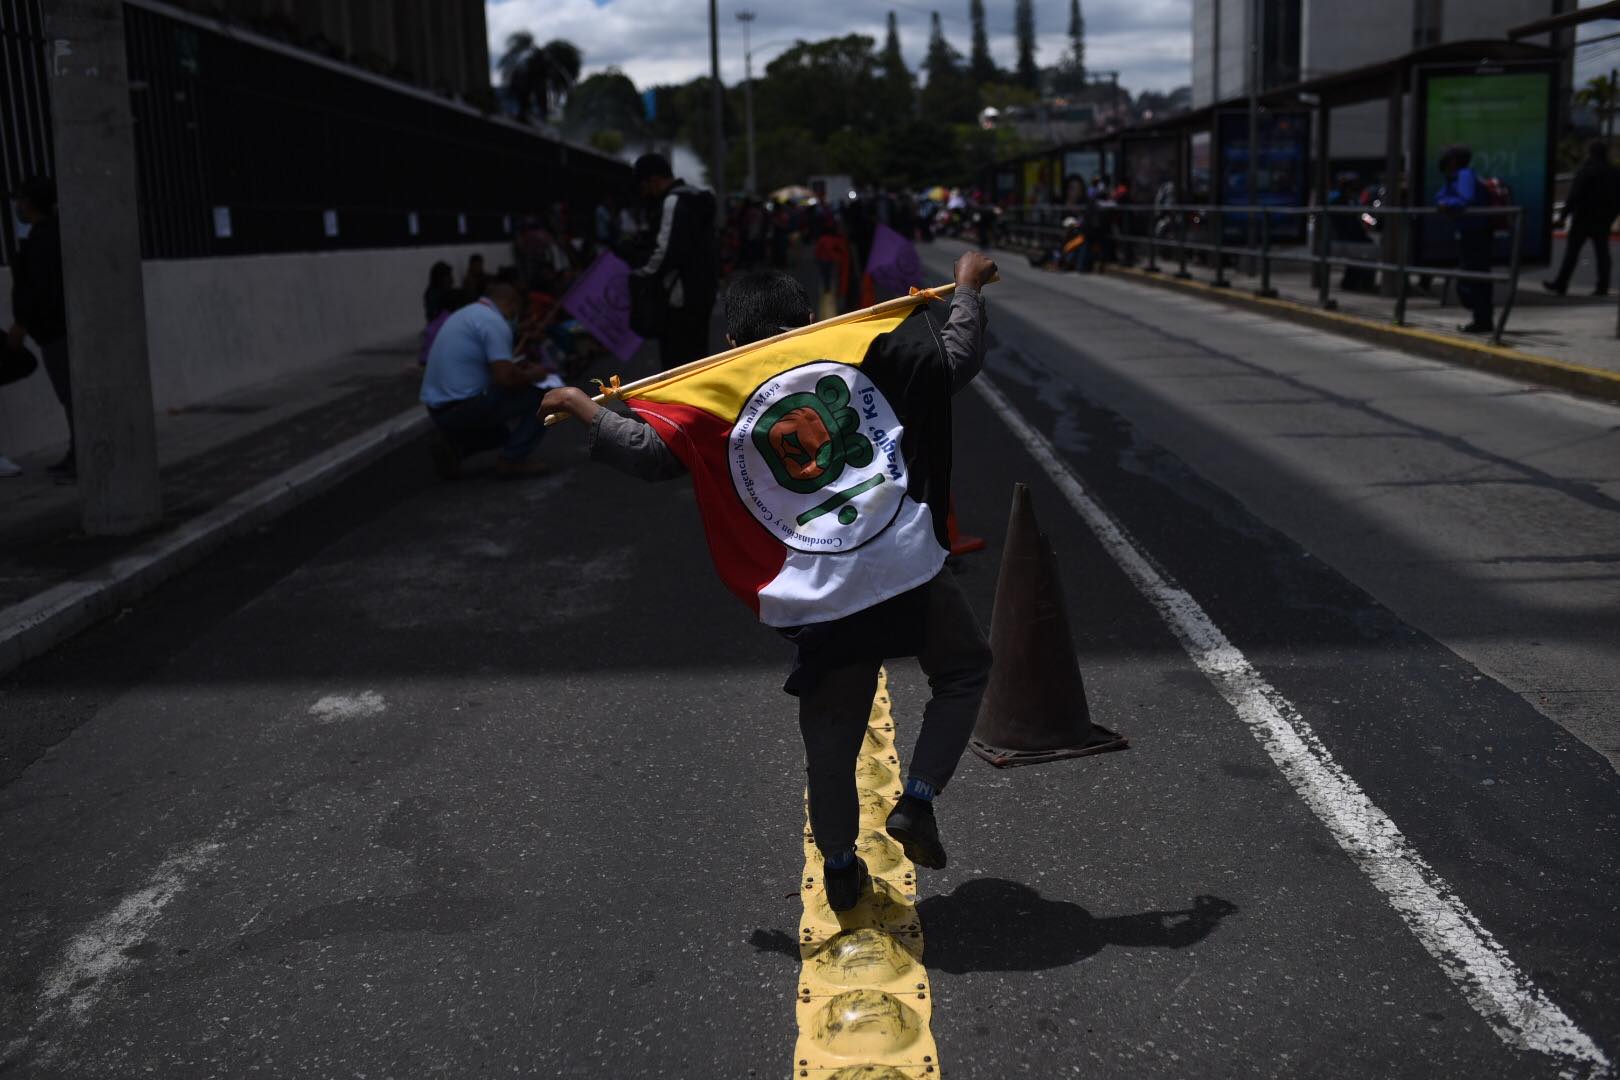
[970,482,1129,767]
[946,494,986,556]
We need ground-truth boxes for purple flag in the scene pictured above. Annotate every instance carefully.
[560,251,643,362]
[865,223,923,301]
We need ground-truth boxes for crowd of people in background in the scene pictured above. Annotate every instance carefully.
[410,161,1026,482]
[399,136,1615,481]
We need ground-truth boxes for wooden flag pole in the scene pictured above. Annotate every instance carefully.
[541,279,967,426]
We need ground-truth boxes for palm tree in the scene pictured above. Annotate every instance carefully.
[1574,73,1618,141]
[497,33,583,123]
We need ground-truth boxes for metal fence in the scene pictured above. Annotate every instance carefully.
[1,1,630,266]
[0,0,54,267]
[999,203,1530,345]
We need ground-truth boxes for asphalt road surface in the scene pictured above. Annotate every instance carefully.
[1,248,1617,1079]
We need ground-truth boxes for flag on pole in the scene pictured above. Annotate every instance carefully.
[560,251,643,362]
[864,223,924,301]
[623,303,952,627]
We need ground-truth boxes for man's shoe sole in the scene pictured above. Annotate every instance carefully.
[886,821,947,870]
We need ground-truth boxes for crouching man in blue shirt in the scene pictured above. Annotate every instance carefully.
[420,282,552,478]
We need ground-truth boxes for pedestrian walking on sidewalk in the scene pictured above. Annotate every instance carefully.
[1544,141,1619,298]
[7,176,74,480]
[1435,146,1495,335]
[541,252,1000,913]
[628,153,718,371]
[419,283,551,479]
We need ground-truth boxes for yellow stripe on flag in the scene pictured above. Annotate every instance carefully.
[633,310,911,422]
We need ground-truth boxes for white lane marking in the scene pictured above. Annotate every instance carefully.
[308,689,386,722]
[973,372,1612,1077]
[39,838,222,1023]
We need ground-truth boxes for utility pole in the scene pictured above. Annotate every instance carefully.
[736,9,758,198]
[45,0,162,535]
[1246,0,1262,261]
[708,0,726,198]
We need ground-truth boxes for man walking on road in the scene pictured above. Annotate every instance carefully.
[541,252,1000,913]
[1436,146,1495,335]
[420,283,551,479]
[7,176,75,481]
[629,153,718,371]
[1544,140,1619,298]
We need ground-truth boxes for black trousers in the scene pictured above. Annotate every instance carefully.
[658,302,712,371]
[796,569,992,859]
[40,337,74,457]
[1455,229,1494,329]
[1552,220,1612,293]
[428,384,547,462]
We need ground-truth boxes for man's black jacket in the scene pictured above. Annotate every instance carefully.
[11,213,67,344]
[633,180,718,311]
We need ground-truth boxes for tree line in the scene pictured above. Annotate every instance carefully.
[502,1,1112,193]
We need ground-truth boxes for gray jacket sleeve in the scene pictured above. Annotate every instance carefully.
[937,286,988,395]
[587,408,688,481]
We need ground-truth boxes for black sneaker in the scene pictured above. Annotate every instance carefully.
[45,453,75,476]
[886,795,948,870]
[823,855,870,913]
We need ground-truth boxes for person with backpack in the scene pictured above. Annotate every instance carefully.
[629,153,719,371]
[1544,140,1619,298]
[1436,145,1494,334]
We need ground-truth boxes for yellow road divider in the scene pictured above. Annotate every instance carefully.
[792,669,941,1079]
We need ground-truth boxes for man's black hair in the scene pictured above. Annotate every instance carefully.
[633,152,674,183]
[12,175,56,211]
[1439,144,1472,171]
[724,270,813,346]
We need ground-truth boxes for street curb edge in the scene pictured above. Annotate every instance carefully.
[1105,264,1620,406]
[0,407,432,678]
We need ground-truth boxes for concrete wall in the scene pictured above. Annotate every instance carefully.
[1301,0,1410,79]
[1192,0,1220,107]
[0,241,507,461]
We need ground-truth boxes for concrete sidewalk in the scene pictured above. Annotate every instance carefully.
[1126,242,1619,370]
[0,339,436,673]
[997,229,1620,402]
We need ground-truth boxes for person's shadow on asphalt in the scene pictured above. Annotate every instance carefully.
[750,879,1237,972]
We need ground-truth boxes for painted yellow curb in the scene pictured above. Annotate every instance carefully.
[791,669,941,1080]
[1106,264,1620,405]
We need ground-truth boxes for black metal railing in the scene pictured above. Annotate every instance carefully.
[999,203,1529,345]
[0,0,55,267]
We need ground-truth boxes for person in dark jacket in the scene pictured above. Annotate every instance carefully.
[630,153,719,371]
[1435,145,1494,334]
[423,260,457,323]
[540,253,997,912]
[1545,141,1619,297]
[7,176,74,478]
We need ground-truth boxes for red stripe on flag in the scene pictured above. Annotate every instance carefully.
[628,399,786,618]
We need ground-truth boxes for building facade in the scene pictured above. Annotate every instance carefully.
[160,0,490,98]
[1191,0,1567,157]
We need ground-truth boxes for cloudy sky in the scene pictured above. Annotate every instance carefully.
[484,0,1193,96]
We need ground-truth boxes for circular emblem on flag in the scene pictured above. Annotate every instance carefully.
[730,361,907,553]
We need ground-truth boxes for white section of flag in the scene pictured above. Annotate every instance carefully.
[757,495,946,628]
